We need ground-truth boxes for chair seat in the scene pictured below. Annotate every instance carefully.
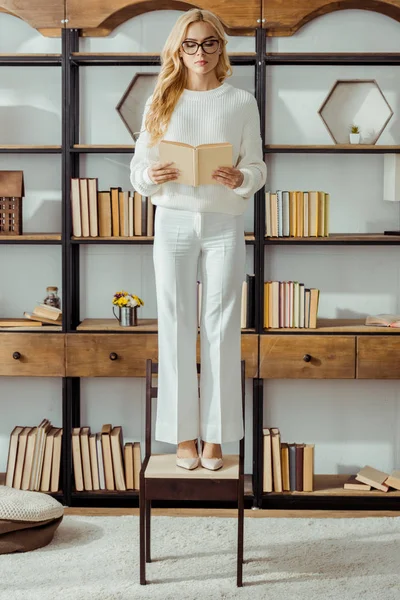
[145,454,239,479]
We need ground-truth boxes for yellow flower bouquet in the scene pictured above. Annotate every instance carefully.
[112,290,144,309]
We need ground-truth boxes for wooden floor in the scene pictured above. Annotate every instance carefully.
[64,507,400,518]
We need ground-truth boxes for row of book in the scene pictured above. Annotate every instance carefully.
[263,427,314,492]
[266,190,330,238]
[71,177,155,238]
[72,425,141,491]
[348,465,400,492]
[264,281,320,329]
[6,420,62,493]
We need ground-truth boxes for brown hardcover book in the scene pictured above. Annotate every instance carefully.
[344,474,371,491]
[159,140,233,187]
[79,178,90,237]
[295,443,305,491]
[309,288,320,329]
[101,424,115,491]
[70,178,81,237]
[303,443,315,492]
[281,442,290,491]
[98,191,112,237]
[5,426,24,487]
[50,428,63,493]
[133,442,141,490]
[124,443,134,490]
[119,190,129,237]
[385,470,400,491]
[111,187,121,236]
[355,465,390,492]
[87,178,98,237]
[270,427,282,492]
[110,426,126,491]
[80,426,93,491]
[262,428,273,493]
[29,419,51,491]
[24,312,59,325]
[21,427,37,490]
[40,427,58,492]
[13,426,32,489]
[89,433,100,491]
[133,191,142,236]
[72,427,84,492]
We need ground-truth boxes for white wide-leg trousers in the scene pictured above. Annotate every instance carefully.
[153,206,246,445]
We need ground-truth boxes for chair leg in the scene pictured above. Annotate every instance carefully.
[140,484,146,585]
[237,475,244,587]
[146,500,151,563]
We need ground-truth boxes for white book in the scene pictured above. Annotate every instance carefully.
[282,191,290,237]
[265,191,271,237]
[70,178,82,237]
[87,178,98,237]
[128,194,134,237]
[299,283,305,328]
[276,190,283,237]
[293,282,300,328]
[79,178,90,237]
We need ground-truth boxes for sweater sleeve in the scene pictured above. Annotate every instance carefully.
[129,96,162,197]
[232,95,267,199]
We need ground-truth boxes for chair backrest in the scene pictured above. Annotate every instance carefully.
[145,359,245,473]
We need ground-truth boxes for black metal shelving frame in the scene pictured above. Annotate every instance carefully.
[2,28,400,509]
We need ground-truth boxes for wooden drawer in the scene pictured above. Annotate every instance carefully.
[260,335,356,379]
[66,333,258,378]
[0,334,65,377]
[357,336,400,379]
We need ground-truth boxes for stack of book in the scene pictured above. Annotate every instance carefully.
[264,281,320,329]
[266,190,330,237]
[263,427,314,492]
[344,466,400,492]
[71,177,155,238]
[72,424,141,492]
[5,419,63,493]
[24,303,62,326]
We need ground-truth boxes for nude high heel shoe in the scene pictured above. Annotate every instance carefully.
[200,441,223,471]
[176,439,200,470]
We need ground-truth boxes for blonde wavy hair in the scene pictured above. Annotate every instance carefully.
[145,8,232,147]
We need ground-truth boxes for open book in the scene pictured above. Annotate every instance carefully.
[365,314,400,328]
[159,140,233,187]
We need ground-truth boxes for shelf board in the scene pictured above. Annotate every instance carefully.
[265,233,400,245]
[70,52,256,66]
[264,318,400,334]
[0,319,62,332]
[0,145,62,154]
[72,233,255,244]
[0,233,61,244]
[264,474,400,496]
[76,318,255,334]
[264,144,400,153]
[0,54,62,66]
[265,53,400,66]
[71,144,134,153]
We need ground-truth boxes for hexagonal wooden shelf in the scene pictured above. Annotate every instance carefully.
[318,79,394,145]
[116,73,158,141]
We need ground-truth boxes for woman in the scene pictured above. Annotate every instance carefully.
[130,8,266,471]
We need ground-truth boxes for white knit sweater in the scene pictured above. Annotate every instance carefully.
[129,82,267,215]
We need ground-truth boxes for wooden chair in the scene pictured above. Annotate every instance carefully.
[140,358,246,586]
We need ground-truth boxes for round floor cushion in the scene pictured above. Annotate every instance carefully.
[0,485,64,554]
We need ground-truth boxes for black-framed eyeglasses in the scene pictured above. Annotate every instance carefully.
[181,39,220,55]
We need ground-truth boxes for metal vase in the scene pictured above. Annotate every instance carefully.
[113,305,138,327]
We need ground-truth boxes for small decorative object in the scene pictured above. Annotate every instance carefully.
[43,286,61,310]
[349,124,361,144]
[112,290,144,327]
[116,73,157,141]
[0,171,25,235]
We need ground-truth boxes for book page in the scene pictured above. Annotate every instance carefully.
[197,143,233,186]
[159,141,195,186]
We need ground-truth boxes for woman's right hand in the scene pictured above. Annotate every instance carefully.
[147,161,180,184]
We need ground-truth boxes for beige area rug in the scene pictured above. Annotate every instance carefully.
[0,515,400,599]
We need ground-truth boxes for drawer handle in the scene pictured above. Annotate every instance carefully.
[303,354,312,363]
[13,351,21,360]
[109,352,118,361]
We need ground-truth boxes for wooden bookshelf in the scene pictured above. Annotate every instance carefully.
[264,318,400,334]
[265,233,400,244]
[0,233,61,243]
[0,145,62,153]
[264,144,400,153]
[76,318,256,333]
[72,233,256,243]
[264,474,400,496]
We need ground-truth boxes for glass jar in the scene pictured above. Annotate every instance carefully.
[44,286,61,309]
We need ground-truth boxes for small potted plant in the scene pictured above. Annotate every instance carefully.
[349,124,361,144]
[112,290,144,327]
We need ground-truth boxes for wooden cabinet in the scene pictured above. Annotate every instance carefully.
[66,333,258,378]
[0,334,65,377]
[259,335,356,379]
[357,336,400,379]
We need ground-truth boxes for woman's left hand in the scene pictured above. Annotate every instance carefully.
[212,166,244,190]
